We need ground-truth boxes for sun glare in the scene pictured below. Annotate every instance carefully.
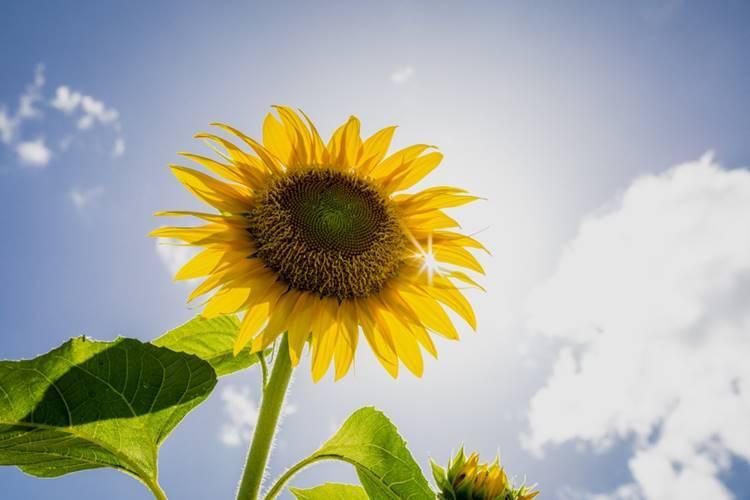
[413,233,444,286]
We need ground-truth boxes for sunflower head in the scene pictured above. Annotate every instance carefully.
[431,448,539,500]
[151,106,485,381]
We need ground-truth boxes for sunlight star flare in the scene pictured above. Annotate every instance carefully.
[151,106,485,381]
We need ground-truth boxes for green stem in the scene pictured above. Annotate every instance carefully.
[236,334,294,500]
[258,351,269,391]
[144,477,168,500]
[262,456,322,500]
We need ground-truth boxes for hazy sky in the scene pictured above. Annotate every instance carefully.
[2,1,749,499]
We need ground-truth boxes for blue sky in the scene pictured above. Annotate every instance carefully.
[2,1,750,499]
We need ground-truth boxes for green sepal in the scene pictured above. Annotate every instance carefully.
[430,458,449,489]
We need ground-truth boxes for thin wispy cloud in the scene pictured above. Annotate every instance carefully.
[16,138,51,167]
[17,64,45,120]
[0,109,14,144]
[390,65,415,84]
[0,64,45,145]
[219,385,297,447]
[112,137,125,157]
[524,154,750,499]
[69,186,105,211]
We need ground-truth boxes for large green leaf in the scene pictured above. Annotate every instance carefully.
[301,407,434,500]
[290,483,369,500]
[152,315,262,377]
[0,336,217,497]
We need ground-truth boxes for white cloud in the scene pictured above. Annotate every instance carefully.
[17,64,45,119]
[561,484,644,500]
[218,385,297,447]
[155,237,197,277]
[0,65,45,145]
[524,154,750,500]
[1,65,125,168]
[16,138,52,167]
[219,385,259,447]
[77,95,119,129]
[50,86,82,113]
[51,84,119,132]
[391,66,415,84]
[112,137,125,157]
[0,108,14,144]
[70,186,104,210]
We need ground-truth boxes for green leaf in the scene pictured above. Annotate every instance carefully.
[152,315,262,377]
[308,407,434,500]
[0,336,217,497]
[290,483,369,500]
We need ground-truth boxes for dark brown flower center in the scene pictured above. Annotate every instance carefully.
[247,168,406,299]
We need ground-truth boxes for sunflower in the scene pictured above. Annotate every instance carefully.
[152,106,484,381]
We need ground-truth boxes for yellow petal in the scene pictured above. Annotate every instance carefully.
[399,289,459,340]
[326,116,361,169]
[358,126,397,174]
[404,319,437,358]
[210,123,283,176]
[333,301,359,380]
[298,109,327,165]
[423,276,477,330]
[383,151,443,192]
[170,166,251,213]
[234,301,271,355]
[379,291,437,358]
[251,291,300,352]
[311,298,338,382]
[151,224,242,245]
[233,283,285,355]
[378,286,422,327]
[188,259,266,302]
[193,133,267,186]
[154,210,248,226]
[377,308,424,377]
[431,231,490,254]
[355,299,399,377]
[188,271,231,302]
[395,189,480,215]
[202,285,251,318]
[287,293,315,365]
[178,152,248,186]
[404,211,461,231]
[273,106,312,166]
[262,113,293,165]
[434,245,485,274]
[175,248,226,281]
[445,270,486,292]
[369,144,432,179]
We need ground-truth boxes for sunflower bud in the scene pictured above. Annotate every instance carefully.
[430,448,539,500]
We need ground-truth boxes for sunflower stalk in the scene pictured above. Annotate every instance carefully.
[236,334,294,500]
[258,351,269,391]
